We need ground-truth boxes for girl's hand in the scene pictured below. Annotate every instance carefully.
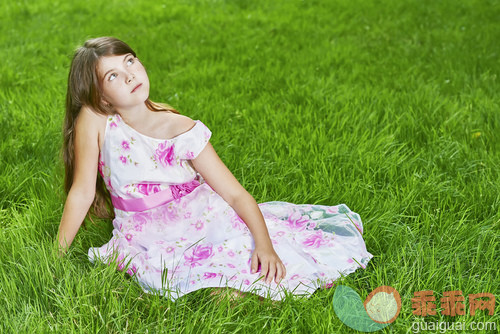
[251,245,286,284]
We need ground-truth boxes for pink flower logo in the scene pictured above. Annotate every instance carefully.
[119,155,127,164]
[184,243,213,267]
[286,211,309,231]
[122,140,130,150]
[155,141,176,167]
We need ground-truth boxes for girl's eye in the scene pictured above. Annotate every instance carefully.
[127,58,134,66]
[109,73,117,81]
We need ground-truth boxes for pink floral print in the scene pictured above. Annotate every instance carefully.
[132,213,149,231]
[155,141,176,167]
[163,204,178,221]
[231,214,246,230]
[126,264,138,276]
[137,183,161,196]
[303,231,329,248]
[192,220,204,230]
[98,160,105,177]
[170,180,199,199]
[327,206,339,214]
[286,211,310,231]
[203,272,217,279]
[184,244,214,267]
[133,212,152,225]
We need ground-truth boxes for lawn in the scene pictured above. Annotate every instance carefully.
[0,0,498,332]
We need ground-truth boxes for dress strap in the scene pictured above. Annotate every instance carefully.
[111,180,200,212]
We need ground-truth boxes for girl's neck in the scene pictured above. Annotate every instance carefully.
[116,103,151,128]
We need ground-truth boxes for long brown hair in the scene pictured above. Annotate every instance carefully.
[64,36,178,219]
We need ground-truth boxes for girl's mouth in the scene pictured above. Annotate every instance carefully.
[131,83,142,93]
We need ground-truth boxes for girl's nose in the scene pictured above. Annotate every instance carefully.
[127,72,135,83]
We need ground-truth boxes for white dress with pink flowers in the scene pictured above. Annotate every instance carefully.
[89,114,373,301]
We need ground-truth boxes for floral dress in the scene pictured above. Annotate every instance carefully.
[89,114,373,301]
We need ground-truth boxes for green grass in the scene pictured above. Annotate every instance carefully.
[1,0,499,332]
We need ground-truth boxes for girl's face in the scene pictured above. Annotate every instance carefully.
[97,53,150,110]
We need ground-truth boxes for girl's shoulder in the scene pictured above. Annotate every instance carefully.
[152,111,196,140]
[75,106,107,130]
[75,106,107,148]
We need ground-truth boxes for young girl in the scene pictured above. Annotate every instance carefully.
[58,37,372,301]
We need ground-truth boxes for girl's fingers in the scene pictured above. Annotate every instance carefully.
[251,253,258,274]
[275,262,284,284]
[260,258,269,282]
[267,262,276,284]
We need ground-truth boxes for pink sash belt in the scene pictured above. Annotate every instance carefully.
[111,180,200,212]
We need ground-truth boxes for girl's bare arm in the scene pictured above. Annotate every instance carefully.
[57,108,103,253]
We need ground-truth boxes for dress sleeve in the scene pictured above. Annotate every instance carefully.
[177,120,212,160]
